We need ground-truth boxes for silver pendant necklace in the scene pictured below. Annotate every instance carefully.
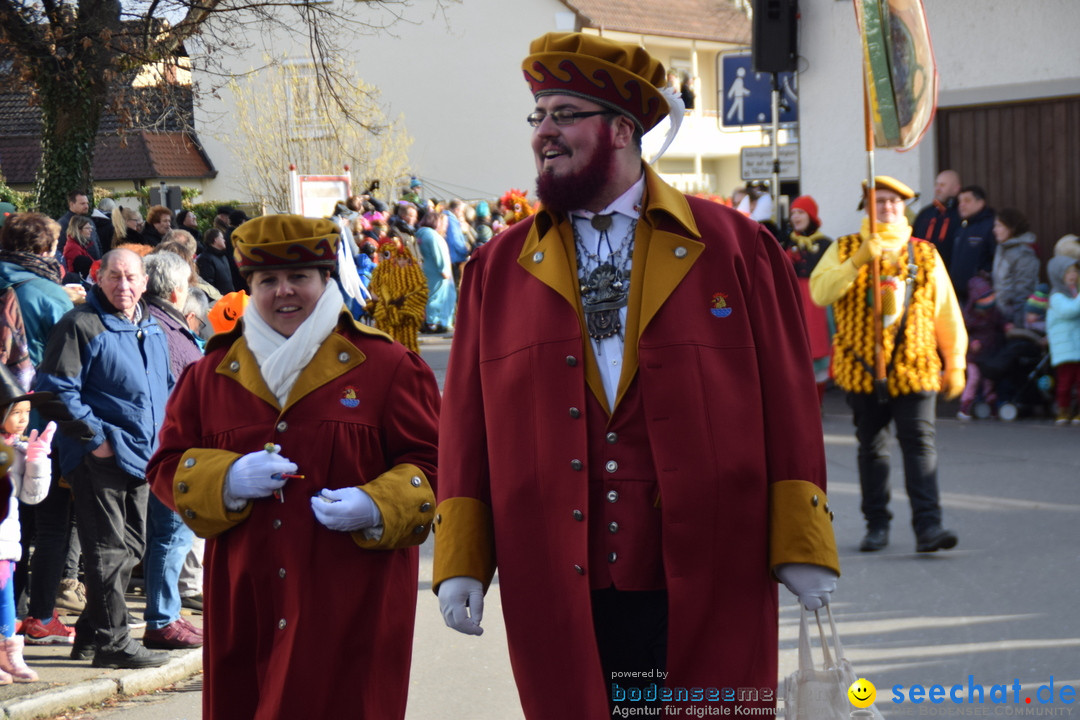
[573,214,637,341]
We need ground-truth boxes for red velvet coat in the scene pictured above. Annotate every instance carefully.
[147,313,440,720]
[434,167,839,718]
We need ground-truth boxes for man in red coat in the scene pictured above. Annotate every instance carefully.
[434,32,841,718]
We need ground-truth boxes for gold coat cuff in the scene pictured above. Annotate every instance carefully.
[351,464,435,550]
[431,497,496,593]
[769,479,841,577]
[173,449,252,538]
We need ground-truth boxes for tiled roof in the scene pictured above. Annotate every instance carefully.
[563,0,751,44]
[0,131,215,184]
[0,85,194,136]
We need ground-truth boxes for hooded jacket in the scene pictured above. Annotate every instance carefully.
[992,231,1040,327]
[1046,255,1080,366]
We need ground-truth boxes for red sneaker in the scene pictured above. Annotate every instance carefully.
[22,612,75,645]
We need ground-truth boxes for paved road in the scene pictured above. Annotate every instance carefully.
[64,338,1080,718]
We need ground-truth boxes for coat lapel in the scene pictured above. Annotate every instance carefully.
[615,167,704,409]
[215,313,370,414]
[518,215,608,413]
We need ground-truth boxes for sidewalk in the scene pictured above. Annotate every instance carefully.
[0,595,203,720]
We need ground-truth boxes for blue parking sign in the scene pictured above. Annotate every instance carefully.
[720,52,798,127]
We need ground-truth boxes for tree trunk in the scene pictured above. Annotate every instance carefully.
[32,68,107,217]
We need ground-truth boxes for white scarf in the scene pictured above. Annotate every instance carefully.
[243,281,344,406]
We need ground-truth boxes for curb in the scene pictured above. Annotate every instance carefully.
[0,650,202,720]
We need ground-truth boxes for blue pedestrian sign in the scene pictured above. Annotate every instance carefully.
[719,52,798,128]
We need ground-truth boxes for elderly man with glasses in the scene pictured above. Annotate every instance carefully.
[433,32,839,718]
[810,175,967,555]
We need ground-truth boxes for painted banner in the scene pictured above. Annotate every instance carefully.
[854,0,938,150]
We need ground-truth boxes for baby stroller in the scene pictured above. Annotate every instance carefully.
[978,328,1053,421]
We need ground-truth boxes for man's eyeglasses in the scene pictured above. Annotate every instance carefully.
[526,109,616,128]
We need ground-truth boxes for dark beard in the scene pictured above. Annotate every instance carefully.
[535,126,616,215]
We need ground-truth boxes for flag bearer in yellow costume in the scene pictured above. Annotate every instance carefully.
[810,176,967,554]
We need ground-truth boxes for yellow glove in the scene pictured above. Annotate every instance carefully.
[941,368,966,401]
[852,234,883,268]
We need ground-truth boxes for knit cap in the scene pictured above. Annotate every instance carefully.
[1025,285,1049,318]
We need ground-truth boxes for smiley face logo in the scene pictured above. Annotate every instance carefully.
[848,678,877,708]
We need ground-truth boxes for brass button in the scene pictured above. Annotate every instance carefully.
[533,251,544,263]
[829,511,835,522]
[572,509,584,521]
[229,361,240,372]
[570,459,583,471]
[410,476,422,487]
[606,490,619,503]
[608,552,618,563]
[278,619,287,630]
[420,502,432,513]
[272,519,282,529]
[279,568,286,579]
[413,524,426,534]
[566,355,578,367]
[674,246,688,258]
[435,513,442,524]
[573,564,584,575]
[177,482,189,493]
[276,421,288,432]
[605,460,618,473]
[569,407,581,418]
[184,509,196,519]
[605,432,618,444]
[338,352,350,363]
[608,522,619,533]
[811,495,819,507]
[183,458,196,468]
[824,503,830,514]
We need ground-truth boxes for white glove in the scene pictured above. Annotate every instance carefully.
[310,487,381,532]
[223,445,297,510]
[438,576,485,636]
[776,563,838,611]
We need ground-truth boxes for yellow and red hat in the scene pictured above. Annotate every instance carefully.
[522,32,669,134]
[231,215,339,275]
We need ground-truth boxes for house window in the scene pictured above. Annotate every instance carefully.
[285,64,331,140]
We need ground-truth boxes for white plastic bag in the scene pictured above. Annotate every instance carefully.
[783,605,884,719]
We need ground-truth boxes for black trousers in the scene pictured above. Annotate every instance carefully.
[69,454,148,653]
[592,587,668,711]
[847,391,944,534]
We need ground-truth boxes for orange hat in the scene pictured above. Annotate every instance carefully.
[208,291,249,334]
[522,32,669,134]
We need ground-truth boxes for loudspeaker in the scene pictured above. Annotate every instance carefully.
[752,0,798,74]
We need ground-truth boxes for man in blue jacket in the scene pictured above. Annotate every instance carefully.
[949,185,996,305]
[36,248,172,669]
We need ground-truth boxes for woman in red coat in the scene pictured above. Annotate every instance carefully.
[146,215,440,720]
[62,216,94,273]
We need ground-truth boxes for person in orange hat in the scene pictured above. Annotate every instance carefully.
[434,32,838,718]
[146,215,439,719]
[810,175,966,554]
[207,289,248,335]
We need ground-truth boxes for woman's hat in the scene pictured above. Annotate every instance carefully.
[231,215,339,275]
[789,196,820,227]
[0,364,64,417]
[522,32,669,134]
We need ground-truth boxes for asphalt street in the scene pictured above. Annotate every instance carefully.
[59,337,1080,719]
